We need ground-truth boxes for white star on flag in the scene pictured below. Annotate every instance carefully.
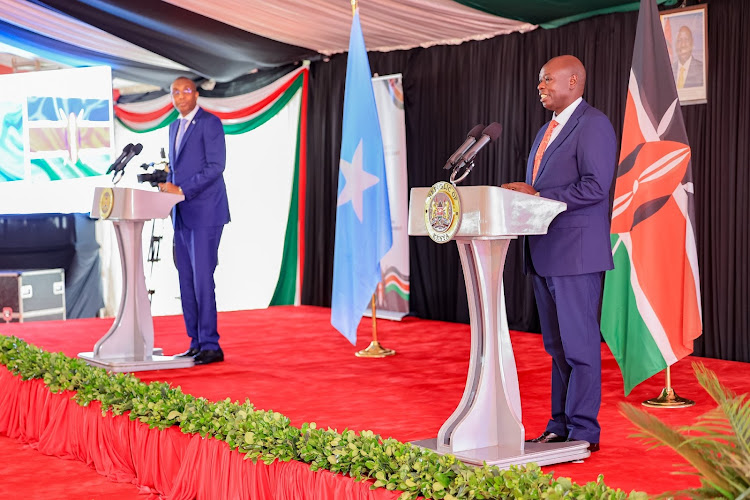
[337,139,380,222]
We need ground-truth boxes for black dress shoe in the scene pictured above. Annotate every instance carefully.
[565,438,600,452]
[193,349,224,365]
[526,431,567,443]
[176,348,200,358]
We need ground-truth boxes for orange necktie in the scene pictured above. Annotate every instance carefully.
[532,120,558,183]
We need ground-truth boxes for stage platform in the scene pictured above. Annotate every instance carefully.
[1,305,747,498]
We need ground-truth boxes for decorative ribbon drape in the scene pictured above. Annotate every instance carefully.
[114,67,308,305]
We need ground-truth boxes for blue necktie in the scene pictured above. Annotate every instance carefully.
[175,118,188,155]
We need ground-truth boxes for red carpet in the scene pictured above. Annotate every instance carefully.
[2,305,747,497]
[0,434,147,499]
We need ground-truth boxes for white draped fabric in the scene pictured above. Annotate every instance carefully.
[159,0,536,54]
[0,0,534,82]
[0,0,189,70]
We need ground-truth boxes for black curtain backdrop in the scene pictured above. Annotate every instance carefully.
[304,0,749,363]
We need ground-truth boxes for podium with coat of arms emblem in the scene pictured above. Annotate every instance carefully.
[408,184,592,468]
[79,186,190,372]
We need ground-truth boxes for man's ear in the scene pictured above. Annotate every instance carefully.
[569,74,578,89]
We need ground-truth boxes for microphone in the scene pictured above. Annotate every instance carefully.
[113,143,143,173]
[455,122,502,169]
[443,124,485,169]
[106,143,133,174]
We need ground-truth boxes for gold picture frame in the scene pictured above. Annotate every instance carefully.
[660,4,708,105]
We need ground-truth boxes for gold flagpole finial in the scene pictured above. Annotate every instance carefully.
[351,0,357,16]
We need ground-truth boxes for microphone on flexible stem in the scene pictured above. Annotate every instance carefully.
[443,124,485,169]
[454,122,503,170]
[114,143,143,173]
[106,143,133,174]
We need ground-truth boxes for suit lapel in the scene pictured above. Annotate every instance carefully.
[169,121,178,163]
[533,100,589,186]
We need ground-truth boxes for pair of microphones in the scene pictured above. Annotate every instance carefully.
[443,123,503,171]
[107,143,144,175]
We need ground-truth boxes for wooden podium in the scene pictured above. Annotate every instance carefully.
[408,185,592,467]
[80,186,193,372]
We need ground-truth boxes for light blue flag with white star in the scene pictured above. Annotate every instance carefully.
[331,10,393,345]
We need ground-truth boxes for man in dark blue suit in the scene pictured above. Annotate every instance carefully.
[159,77,230,365]
[502,55,617,452]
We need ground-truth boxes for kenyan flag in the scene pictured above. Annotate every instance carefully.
[601,0,702,395]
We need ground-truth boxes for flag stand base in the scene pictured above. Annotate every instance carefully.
[642,366,695,408]
[356,295,396,358]
[642,387,695,408]
[355,341,395,358]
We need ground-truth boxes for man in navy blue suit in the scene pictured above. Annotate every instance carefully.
[502,55,617,452]
[159,77,230,366]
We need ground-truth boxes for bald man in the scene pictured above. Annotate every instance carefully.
[502,55,617,452]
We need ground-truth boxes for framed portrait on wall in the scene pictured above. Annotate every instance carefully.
[660,4,708,105]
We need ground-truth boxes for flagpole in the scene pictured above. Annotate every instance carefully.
[355,294,396,358]
[642,365,695,407]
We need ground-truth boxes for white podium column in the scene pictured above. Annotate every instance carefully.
[438,238,522,453]
[93,220,152,360]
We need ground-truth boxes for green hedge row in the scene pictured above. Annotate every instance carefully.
[0,335,644,500]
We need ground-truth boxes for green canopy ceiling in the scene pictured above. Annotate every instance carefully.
[454,0,677,28]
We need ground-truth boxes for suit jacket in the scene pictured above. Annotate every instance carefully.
[672,58,704,88]
[168,108,230,229]
[524,100,617,277]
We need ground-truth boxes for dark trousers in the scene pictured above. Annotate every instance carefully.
[532,272,603,443]
[174,225,223,351]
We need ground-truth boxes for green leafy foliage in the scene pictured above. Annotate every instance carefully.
[0,335,642,499]
[621,362,750,499]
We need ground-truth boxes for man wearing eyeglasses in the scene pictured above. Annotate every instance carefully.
[159,76,230,366]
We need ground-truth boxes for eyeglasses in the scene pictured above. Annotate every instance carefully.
[171,88,195,96]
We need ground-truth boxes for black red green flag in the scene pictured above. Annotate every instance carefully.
[601,0,702,395]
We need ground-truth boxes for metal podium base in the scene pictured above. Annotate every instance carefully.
[78,348,194,372]
[411,438,591,468]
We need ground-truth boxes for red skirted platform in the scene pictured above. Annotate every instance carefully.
[0,370,395,499]
[1,305,748,498]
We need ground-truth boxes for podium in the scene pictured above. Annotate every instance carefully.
[79,186,193,372]
[408,185,592,467]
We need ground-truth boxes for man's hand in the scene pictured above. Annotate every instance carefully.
[501,182,537,195]
[158,182,182,195]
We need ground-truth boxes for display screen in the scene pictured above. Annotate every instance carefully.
[0,66,114,214]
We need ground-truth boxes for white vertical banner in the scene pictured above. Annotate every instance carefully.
[372,74,409,319]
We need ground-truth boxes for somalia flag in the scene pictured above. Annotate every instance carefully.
[331,10,393,345]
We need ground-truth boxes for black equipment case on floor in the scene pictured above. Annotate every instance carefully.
[0,269,66,323]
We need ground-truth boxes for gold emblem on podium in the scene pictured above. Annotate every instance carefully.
[424,181,461,243]
[99,187,114,219]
